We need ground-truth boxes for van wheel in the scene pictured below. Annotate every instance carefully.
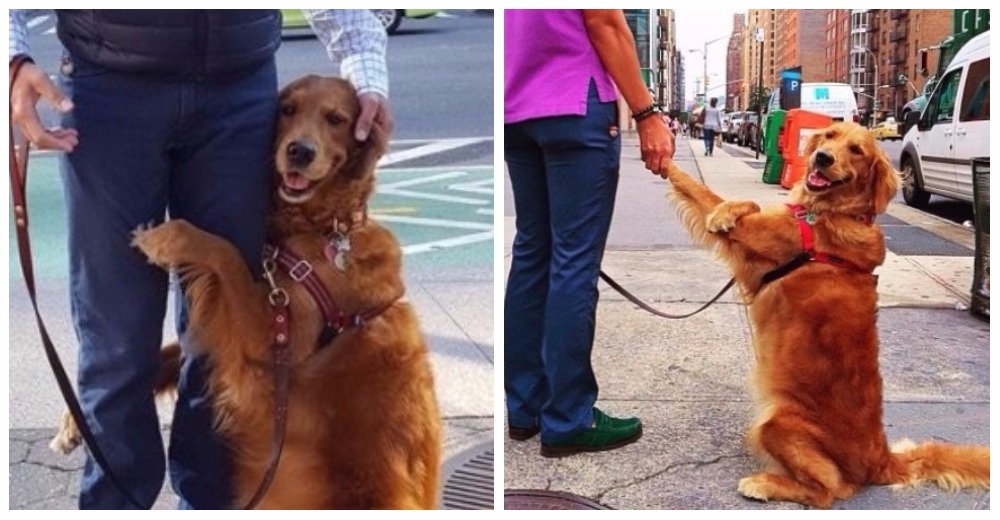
[901,156,930,209]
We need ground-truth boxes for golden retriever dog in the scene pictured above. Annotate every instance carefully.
[51,76,441,509]
[659,122,989,508]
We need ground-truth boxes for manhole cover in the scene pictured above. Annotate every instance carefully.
[504,489,611,510]
[440,441,493,510]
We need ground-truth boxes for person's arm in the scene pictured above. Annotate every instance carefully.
[9,9,77,152]
[303,9,392,140]
[582,10,673,173]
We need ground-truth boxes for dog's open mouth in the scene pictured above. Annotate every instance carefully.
[279,171,318,203]
[805,169,840,192]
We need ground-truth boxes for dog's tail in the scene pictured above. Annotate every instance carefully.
[876,439,989,491]
[49,343,183,455]
[153,341,182,398]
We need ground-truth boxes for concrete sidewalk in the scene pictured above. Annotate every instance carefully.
[502,137,989,510]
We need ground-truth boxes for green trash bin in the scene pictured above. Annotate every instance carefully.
[762,109,786,184]
[971,157,989,321]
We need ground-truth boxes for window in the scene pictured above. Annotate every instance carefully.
[960,57,990,122]
[923,68,962,125]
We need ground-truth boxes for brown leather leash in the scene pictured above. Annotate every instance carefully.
[599,270,736,319]
[9,55,145,509]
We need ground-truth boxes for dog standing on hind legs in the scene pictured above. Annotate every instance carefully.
[658,122,989,508]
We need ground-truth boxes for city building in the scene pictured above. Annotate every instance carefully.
[726,14,745,111]
[824,10,852,84]
[775,10,827,83]
[871,9,950,119]
[740,9,777,111]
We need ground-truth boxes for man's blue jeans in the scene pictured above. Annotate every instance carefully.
[504,85,620,444]
[59,55,277,509]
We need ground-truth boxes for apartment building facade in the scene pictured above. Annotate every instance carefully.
[740,9,778,111]
[726,14,745,110]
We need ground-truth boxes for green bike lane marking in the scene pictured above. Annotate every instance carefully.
[9,157,493,280]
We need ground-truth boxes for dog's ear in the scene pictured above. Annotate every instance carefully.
[802,129,825,159]
[869,145,899,214]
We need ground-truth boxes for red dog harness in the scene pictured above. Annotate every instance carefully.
[760,204,872,284]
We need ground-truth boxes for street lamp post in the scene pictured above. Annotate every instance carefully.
[689,35,728,102]
[854,46,878,126]
[754,27,765,160]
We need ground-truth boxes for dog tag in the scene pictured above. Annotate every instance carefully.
[325,233,352,271]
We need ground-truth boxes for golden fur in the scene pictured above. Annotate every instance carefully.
[52,76,441,509]
[661,122,989,507]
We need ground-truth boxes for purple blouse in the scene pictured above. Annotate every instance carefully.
[504,9,618,124]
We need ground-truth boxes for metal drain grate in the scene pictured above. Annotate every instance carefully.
[440,443,493,509]
[883,225,974,256]
[504,489,611,510]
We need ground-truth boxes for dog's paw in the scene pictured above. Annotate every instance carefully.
[737,475,772,502]
[49,410,83,455]
[131,220,198,267]
[707,201,761,233]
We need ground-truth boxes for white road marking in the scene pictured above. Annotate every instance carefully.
[402,231,493,255]
[27,15,48,29]
[375,215,491,231]
[379,171,488,205]
[378,138,486,167]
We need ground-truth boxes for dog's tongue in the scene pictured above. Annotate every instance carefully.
[284,172,311,190]
[807,170,831,188]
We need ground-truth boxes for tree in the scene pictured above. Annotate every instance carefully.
[748,85,770,112]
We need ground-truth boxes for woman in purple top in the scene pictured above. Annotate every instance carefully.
[505,10,674,457]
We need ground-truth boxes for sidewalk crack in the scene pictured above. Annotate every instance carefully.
[593,453,746,502]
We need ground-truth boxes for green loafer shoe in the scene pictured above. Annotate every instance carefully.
[540,409,642,458]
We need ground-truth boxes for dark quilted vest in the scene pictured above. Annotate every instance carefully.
[56,10,281,81]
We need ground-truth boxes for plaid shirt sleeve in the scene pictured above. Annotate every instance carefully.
[9,9,30,59]
[303,9,389,99]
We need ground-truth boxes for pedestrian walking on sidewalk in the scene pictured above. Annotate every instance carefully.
[700,97,723,156]
[9,9,391,509]
[504,9,674,458]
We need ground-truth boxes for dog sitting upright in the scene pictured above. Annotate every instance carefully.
[52,76,441,509]
[660,122,989,508]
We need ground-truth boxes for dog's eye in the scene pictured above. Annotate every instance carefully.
[280,104,296,117]
[849,144,863,155]
[325,112,345,126]
[825,131,835,139]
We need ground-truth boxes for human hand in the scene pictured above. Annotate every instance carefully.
[10,60,78,152]
[636,115,674,176]
[355,92,394,141]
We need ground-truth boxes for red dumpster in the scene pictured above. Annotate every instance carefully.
[779,109,833,189]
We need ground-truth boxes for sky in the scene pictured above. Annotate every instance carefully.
[673,9,741,106]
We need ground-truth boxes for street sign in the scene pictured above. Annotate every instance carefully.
[754,27,764,42]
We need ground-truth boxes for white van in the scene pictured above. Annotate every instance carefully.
[760,83,860,147]
[766,83,861,123]
[900,31,989,208]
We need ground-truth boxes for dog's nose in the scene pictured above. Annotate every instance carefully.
[814,149,835,168]
[286,140,316,167]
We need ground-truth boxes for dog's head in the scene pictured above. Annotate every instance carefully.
[796,122,899,215]
[274,75,366,205]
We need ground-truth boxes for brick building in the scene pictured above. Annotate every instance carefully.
[726,14,745,110]
[823,10,852,84]
[871,9,951,119]
[740,9,778,111]
[775,10,827,83]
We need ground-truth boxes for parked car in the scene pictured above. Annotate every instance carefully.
[371,9,440,34]
[719,112,732,140]
[725,111,746,143]
[737,113,759,148]
[899,30,989,208]
[281,9,440,36]
[870,118,901,141]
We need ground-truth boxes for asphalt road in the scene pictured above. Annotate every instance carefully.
[19,9,494,164]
